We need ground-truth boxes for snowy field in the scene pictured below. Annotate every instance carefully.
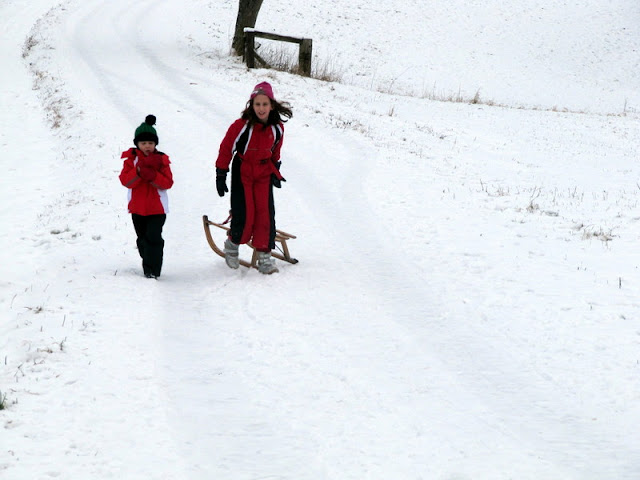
[1,0,640,479]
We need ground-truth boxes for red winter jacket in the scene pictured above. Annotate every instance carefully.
[119,148,173,215]
[216,119,284,180]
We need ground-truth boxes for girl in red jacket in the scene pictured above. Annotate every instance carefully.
[216,82,293,274]
[119,115,174,278]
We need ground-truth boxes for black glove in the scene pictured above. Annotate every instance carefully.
[216,168,229,197]
[271,161,286,188]
[271,175,286,188]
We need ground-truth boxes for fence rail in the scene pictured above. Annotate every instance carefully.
[243,28,313,76]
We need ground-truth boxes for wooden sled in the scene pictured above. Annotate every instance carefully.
[203,214,299,269]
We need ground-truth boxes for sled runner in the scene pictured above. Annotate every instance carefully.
[203,214,299,269]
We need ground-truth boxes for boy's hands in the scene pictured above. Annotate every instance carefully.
[136,154,163,183]
[137,154,163,171]
[138,165,157,182]
[145,155,163,170]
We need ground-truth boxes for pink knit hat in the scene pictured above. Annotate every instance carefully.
[250,81,275,100]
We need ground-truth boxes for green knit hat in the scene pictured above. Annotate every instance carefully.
[133,115,159,146]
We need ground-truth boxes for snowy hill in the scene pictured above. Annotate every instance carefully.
[2,1,640,479]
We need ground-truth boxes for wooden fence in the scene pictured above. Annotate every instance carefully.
[244,28,313,76]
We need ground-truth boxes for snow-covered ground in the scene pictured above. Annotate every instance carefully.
[1,0,639,479]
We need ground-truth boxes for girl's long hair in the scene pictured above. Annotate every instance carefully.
[241,98,293,126]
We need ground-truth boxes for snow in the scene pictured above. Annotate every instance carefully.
[1,0,639,479]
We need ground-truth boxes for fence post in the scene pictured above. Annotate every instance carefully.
[245,30,256,68]
[299,38,312,76]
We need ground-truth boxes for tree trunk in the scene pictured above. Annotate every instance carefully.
[232,0,264,56]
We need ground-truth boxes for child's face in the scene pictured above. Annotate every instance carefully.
[252,94,273,123]
[138,141,156,155]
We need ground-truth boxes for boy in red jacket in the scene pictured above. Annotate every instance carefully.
[119,115,174,278]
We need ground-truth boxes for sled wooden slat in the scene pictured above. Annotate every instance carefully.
[203,215,299,269]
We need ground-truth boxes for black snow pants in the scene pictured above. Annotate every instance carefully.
[131,213,166,277]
